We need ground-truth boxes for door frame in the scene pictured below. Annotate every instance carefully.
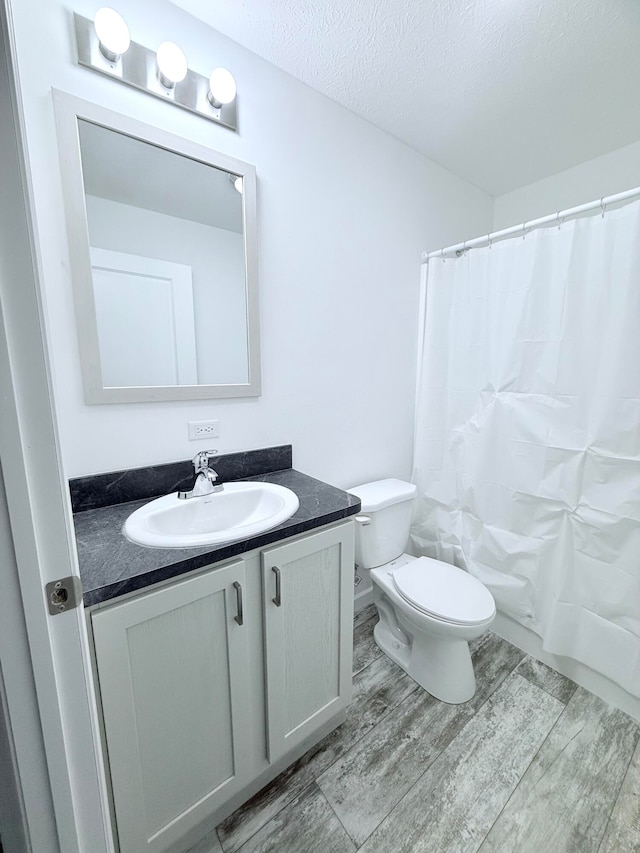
[0,2,112,850]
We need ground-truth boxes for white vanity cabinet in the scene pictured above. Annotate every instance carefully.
[91,520,354,853]
[91,559,252,853]
[261,524,354,760]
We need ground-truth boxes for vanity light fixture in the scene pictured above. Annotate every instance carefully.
[94,7,130,62]
[73,10,238,131]
[208,67,237,108]
[156,41,188,89]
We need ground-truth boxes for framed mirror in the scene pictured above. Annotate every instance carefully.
[53,90,260,403]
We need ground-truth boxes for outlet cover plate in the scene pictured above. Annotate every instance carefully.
[188,420,220,440]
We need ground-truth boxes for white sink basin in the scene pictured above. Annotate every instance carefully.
[123,482,300,549]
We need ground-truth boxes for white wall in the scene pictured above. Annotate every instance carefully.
[11,0,493,487]
[86,196,247,385]
[494,139,640,230]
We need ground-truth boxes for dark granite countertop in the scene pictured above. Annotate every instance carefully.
[74,466,361,607]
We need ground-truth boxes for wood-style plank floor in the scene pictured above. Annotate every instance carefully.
[191,606,640,853]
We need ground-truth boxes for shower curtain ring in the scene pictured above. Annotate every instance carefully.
[522,222,527,240]
[487,234,493,250]
[556,212,564,230]
[441,247,446,262]
[600,197,607,218]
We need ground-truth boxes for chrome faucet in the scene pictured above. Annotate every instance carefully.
[178,450,224,499]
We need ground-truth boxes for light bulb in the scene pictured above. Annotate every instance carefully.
[94,7,130,62]
[233,176,243,193]
[208,67,236,108]
[156,41,188,88]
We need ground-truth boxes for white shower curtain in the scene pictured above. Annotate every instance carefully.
[411,199,640,697]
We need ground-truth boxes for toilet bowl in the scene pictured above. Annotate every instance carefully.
[348,479,496,704]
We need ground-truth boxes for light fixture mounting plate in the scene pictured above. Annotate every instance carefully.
[73,13,238,132]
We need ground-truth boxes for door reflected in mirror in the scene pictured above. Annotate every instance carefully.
[54,92,260,403]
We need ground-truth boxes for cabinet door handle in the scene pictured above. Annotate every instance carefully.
[272,566,282,607]
[233,581,244,625]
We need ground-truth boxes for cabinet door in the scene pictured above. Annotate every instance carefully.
[262,522,355,760]
[92,561,251,853]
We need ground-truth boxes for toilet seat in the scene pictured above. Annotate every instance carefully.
[392,557,495,626]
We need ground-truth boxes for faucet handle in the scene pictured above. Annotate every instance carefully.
[192,449,218,472]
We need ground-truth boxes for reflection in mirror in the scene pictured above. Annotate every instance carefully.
[54,91,260,403]
[79,121,248,388]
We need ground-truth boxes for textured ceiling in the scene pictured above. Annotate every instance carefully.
[170,0,640,196]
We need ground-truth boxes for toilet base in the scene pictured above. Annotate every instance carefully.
[373,609,477,705]
[367,553,494,705]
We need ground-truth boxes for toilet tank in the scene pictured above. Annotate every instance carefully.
[347,479,417,569]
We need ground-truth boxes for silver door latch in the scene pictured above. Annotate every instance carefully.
[46,576,82,615]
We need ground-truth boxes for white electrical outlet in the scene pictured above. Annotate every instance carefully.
[188,420,220,440]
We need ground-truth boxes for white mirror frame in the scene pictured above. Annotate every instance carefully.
[53,89,261,403]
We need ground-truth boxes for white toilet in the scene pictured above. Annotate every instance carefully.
[348,478,496,704]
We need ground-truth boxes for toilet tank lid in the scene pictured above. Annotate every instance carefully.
[347,478,417,512]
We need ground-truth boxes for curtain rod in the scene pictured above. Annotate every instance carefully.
[422,185,640,263]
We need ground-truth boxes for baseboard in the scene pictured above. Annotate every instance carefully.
[492,611,640,723]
